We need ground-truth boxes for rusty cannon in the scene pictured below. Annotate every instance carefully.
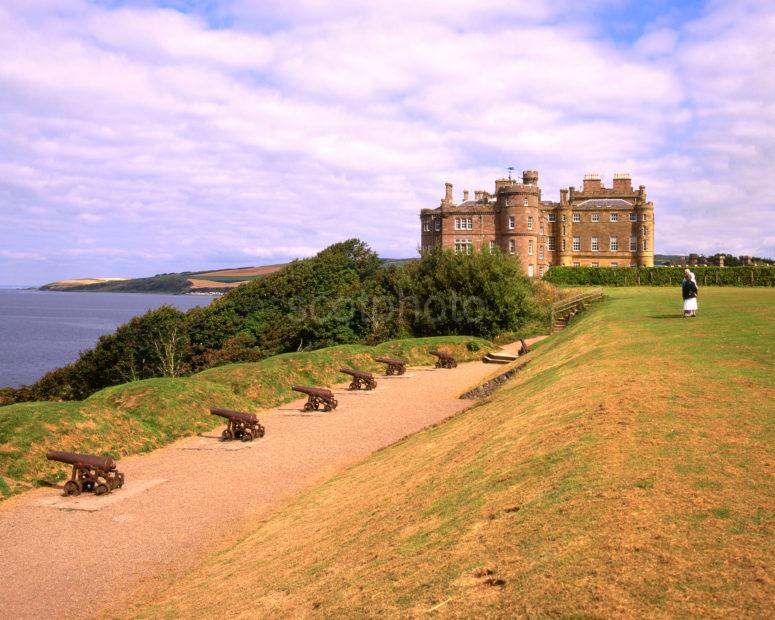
[429,350,457,369]
[374,356,406,376]
[339,367,377,390]
[46,450,125,496]
[211,407,266,442]
[291,385,338,412]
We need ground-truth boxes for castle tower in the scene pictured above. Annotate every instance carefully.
[495,171,541,276]
[559,188,573,266]
[636,185,654,267]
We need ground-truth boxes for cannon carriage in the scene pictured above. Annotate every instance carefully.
[339,367,377,390]
[292,385,338,411]
[46,450,125,496]
[211,407,266,442]
[429,350,457,369]
[374,356,406,376]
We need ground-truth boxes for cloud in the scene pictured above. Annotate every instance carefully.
[0,0,773,286]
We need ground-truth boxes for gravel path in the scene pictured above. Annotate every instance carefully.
[0,339,540,619]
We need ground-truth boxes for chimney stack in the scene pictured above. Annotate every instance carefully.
[463,189,469,201]
[445,182,453,204]
[612,172,632,192]
[583,173,602,192]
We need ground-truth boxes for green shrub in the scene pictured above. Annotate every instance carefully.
[544,266,775,287]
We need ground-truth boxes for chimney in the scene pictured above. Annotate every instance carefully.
[583,173,602,192]
[445,182,453,203]
[560,188,569,206]
[463,189,469,201]
[612,173,632,192]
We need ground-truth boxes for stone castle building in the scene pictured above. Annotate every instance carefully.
[420,170,655,277]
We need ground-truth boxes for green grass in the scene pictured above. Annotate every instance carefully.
[0,336,492,498]
[122,287,774,619]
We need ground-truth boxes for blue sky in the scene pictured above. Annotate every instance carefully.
[1,0,774,285]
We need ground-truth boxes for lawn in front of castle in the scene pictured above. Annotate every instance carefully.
[124,285,774,618]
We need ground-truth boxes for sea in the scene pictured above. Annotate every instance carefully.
[0,289,213,388]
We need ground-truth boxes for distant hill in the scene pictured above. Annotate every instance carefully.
[39,259,417,294]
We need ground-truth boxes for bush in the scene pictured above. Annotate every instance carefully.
[544,266,775,287]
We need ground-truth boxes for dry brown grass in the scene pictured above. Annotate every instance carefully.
[196,265,285,277]
[187,278,244,289]
[118,288,774,619]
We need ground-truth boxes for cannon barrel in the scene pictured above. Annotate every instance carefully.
[374,356,405,365]
[210,407,258,424]
[292,385,333,397]
[46,450,116,471]
[339,368,373,378]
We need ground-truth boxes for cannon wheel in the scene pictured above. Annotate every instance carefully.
[222,428,234,441]
[64,480,82,496]
[94,483,110,496]
[303,402,314,411]
[241,430,253,442]
[116,473,125,489]
[256,425,266,438]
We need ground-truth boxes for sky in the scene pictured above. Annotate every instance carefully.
[1,0,774,285]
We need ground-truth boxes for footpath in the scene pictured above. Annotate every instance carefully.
[0,338,541,619]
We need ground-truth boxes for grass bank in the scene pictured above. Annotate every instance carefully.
[123,288,774,618]
[0,336,491,498]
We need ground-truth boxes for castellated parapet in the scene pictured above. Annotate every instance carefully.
[420,170,655,277]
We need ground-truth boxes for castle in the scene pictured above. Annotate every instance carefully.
[420,170,655,277]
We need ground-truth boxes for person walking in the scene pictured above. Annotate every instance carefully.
[682,269,698,317]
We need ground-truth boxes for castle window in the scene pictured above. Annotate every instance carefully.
[523,197,529,207]
[562,214,566,222]
[591,236,599,251]
[539,265,545,277]
[540,222,544,235]
[489,240,496,251]
[573,262,580,267]
[423,221,430,232]
[562,225,566,236]
[643,240,648,251]
[527,216,533,230]
[454,217,473,230]
[548,213,556,222]
[562,238,567,251]
[509,239,515,254]
[528,239,533,255]
[630,237,637,252]
[548,236,556,251]
[572,213,581,223]
[591,262,599,267]
[610,236,619,252]
[642,213,648,221]
[591,213,600,222]
[528,264,534,277]
[610,213,619,222]
[572,236,580,251]
[435,219,441,231]
[539,245,544,259]
[611,262,619,267]
[455,239,473,254]
[629,212,637,222]
[508,216,515,230]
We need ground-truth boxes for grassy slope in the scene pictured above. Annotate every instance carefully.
[124,288,774,618]
[0,336,490,498]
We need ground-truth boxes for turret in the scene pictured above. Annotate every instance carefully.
[522,170,539,186]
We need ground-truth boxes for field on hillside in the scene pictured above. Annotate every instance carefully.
[0,336,491,498]
[122,288,774,618]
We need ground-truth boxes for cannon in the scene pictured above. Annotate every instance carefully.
[339,368,377,390]
[429,350,457,369]
[46,450,125,496]
[374,356,406,376]
[291,385,338,412]
[211,407,266,442]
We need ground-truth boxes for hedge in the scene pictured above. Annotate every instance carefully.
[544,266,775,287]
